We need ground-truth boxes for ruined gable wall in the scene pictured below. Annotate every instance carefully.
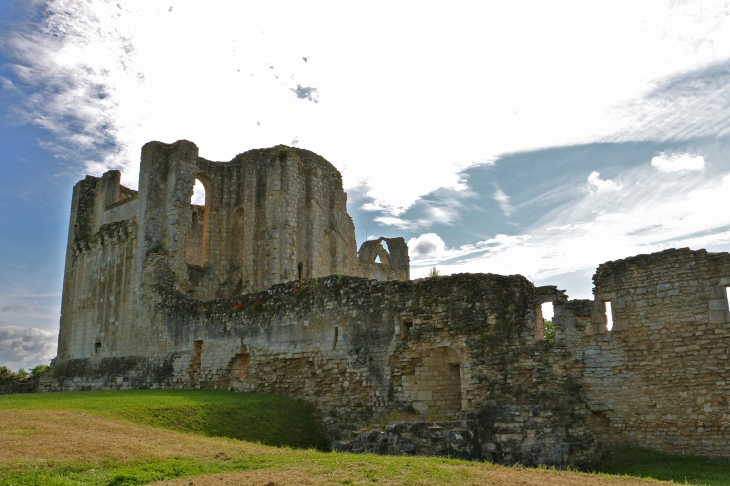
[582,248,730,457]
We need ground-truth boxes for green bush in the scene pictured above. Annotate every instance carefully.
[544,320,555,342]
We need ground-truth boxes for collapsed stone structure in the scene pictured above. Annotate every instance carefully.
[45,140,730,467]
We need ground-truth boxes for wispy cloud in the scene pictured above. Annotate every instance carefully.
[373,216,417,231]
[492,185,515,216]
[609,60,730,144]
[1,1,143,180]
[1,303,37,313]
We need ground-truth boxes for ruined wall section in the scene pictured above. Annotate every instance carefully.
[356,237,409,281]
[582,248,730,457]
[49,272,596,467]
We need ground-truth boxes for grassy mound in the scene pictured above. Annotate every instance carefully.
[0,389,330,450]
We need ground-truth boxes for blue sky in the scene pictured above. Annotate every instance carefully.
[3,0,730,370]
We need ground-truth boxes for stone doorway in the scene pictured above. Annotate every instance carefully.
[408,346,462,416]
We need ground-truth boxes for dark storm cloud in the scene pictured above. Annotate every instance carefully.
[291,84,319,103]
[411,239,437,256]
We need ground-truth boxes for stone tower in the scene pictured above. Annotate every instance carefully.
[56,140,409,361]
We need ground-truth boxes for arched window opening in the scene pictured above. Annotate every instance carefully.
[191,179,206,205]
[186,176,211,266]
[378,241,391,265]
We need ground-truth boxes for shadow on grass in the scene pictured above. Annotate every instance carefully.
[592,446,730,486]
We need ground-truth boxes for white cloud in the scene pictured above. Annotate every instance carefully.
[407,233,447,257]
[587,171,622,192]
[492,186,515,217]
[361,202,390,212]
[0,326,57,371]
[651,152,705,172]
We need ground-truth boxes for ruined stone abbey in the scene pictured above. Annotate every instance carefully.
[45,140,730,467]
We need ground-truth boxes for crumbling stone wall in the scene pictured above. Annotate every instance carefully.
[48,268,597,468]
[581,248,730,458]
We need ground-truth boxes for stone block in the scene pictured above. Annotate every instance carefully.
[709,299,729,311]
[612,320,630,331]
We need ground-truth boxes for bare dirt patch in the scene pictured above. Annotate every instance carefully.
[0,410,275,464]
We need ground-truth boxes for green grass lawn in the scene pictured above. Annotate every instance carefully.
[0,389,330,450]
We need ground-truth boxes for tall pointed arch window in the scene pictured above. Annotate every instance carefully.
[186,176,212,266]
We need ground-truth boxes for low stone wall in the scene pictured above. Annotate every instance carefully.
[0,377,39,395]
[334,402,580,468]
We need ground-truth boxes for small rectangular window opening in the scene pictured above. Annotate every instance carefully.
[603,301,614,331]
[539,302,555,341]
[333,327,338,350]
[94,342,101,354]
[541,302,554,321]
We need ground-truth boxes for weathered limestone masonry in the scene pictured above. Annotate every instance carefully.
[582,248,730,458]
[45,139,730,467]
